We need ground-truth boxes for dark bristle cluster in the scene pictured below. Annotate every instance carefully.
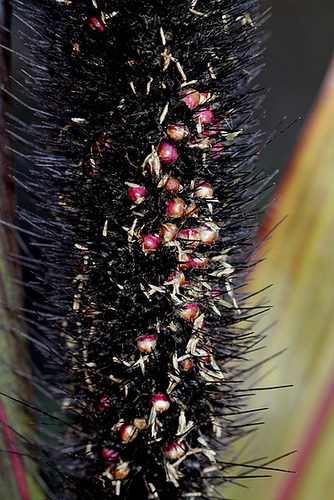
[12,0,268,498]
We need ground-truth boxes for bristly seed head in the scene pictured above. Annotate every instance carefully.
[17,0,269,497]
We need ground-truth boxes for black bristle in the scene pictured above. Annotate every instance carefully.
[7,0,272,498]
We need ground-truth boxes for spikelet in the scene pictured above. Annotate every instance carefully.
[11,0,269,498]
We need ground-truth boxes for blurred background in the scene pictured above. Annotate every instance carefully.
[225,1,334,500]
[258,0,334,173]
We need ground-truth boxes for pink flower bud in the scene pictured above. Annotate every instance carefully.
[160,223,179,242]
[142,235,160,253]
[211,142,224,159]
[101,448,118,462]
[166,198,185,218]
[164,177,181,195]
[167,124,190,141]
[137,334,157,353]
[163,442,186,460]
[178,229,200,248]
[97,397,112,411]
[191,256,208,269]
[198,227,216,245]
[167,271,186,287]
[87,17,104,32]
[176,252,192,270]
[150,394,170,412]
[181,88,200,109]
[127,186,147,204]
[110,462,130,480]
[199,93,211,105]
[158,143,178,164]
[211,286,223,300]
[185,202,198,217]
[119,424,138,443]
[194,109,214,126]
[194,182,213,199]
[179,303,199,321]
